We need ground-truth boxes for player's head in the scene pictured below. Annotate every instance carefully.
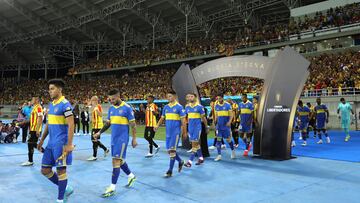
[48,79,66,100]
[242,93,248,102]
[31,96,40,105]
[253,96,258,103]
[316,97,321,105]
[167,90,177,102]
[108,89,121,106]
[186,93,197,103]
[298,100,303,107]
[147,95,155,103]
[216,93,224,103]
[90,96,99,106]
[306,102,311,107]
[340,97,346,104]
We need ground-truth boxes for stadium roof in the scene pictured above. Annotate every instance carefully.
[0,0,325,65]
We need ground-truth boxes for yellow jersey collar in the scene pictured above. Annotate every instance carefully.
[113,101,125,109]
[52,96,65,105]
[168,102,178,108]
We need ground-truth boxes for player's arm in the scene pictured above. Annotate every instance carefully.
[37,123,48,151]
[152,104,159,116]
[226,109,233,127]
[129,120,137,148]
[35,108,43,137]
[98,120,111,135]
[64,115,75,153]
[325,109,330,123]
[181,117,187,138]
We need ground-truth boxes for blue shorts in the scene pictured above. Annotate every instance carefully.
[239,123,252,133]
[42,145,72,168]
[216,128,231,139]
[111,141,128,160]
[166,130,180,150]
[188,128,201,142]
[316,120,326,129]
[299,122,308,133]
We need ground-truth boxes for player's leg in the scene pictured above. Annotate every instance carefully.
[22,131,36,166]
[301,125,307,146]
[342,119,351,141]
[224,130,236,159]
[102,158,120,197]
[41,147,59,185]
[214,130,222,161]
[56,167,69,202]
[149,127,160,153]
[144,127,153,156]
[323,129,330,143]
[116,142,136,187]
[55,146,73,202]
[195,130,204,165]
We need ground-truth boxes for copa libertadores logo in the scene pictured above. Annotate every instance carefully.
[266,105,291,113]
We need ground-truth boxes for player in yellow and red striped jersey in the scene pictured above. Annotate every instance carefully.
[21,96,43,166]
[87,96,109,161]
[143,95,160,158]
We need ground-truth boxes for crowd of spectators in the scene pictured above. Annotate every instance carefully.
[1,50,360,105]
[67,3,360,74]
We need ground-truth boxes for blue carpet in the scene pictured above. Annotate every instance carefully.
[1,135,360,202]
[292,130,360,162]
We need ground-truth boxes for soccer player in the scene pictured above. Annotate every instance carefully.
[214,93,236,161]
[184,93,208,168]
[337,98,355,142]
[314,97,330,144]
[307,102,317,138]
[37,79,74,203]
[21,96,43,166]
[87,96,109,161]
[296,100,310,146]
[155,91,186,177]
[227,99,240,148]
[238,94,255,156]
[93,89,137,197]
[251,97,259,140]
[208,97,225,150]
[144,95,160,158]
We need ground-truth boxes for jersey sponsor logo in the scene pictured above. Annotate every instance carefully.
[54,107,59,113]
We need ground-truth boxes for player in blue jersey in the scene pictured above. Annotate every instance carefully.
[337,98,355,142]
[238,93,255,156]
[184,93,208,168]
[214,93,236,161]
[37,79,75,203]
[93,89,137,197]
[296,100,310,146]
[314,97,330,144]
[155,91,186,178]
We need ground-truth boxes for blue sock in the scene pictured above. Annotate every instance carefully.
[229,141,234,150]
[197,149,203,158]
[324,132,328,137]
[46,171,58,185]
[169,157,175,172]
[216,141,221,155]
[112,167,120,184]
[318,132,322,139]
[120,162,131,176]
[58,174,67,200]
[175,153,182,163]
[189,152,196,162]
[302,133,307,141]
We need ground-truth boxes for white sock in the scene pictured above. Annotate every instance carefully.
[56,200,64,203]
[110,184,116,190]
[199,157,204,160]
[128,173,135,178]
